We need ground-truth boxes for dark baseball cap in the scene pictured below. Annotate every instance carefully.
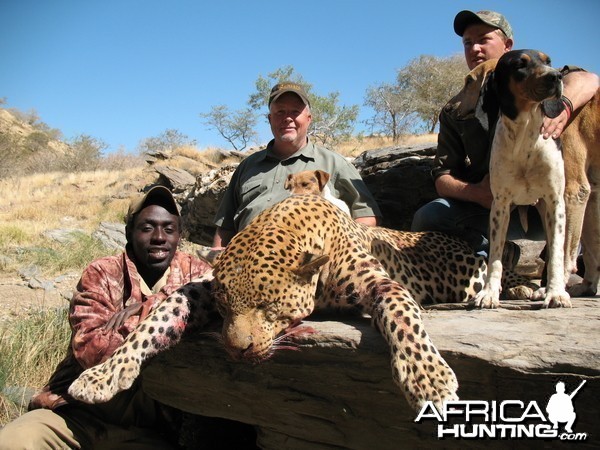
[454,10,513,40]
[268,82,310,107]
[126,185,180,224]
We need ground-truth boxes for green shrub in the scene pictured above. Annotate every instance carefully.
[0,225,28,247]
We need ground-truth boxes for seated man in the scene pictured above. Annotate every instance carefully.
[213,82,381,247]
[0,185,212,449]
[411,10,599,268]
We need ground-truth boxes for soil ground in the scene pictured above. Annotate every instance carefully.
[0,274,76,325]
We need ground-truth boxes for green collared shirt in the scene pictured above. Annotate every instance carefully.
[214,139,381,232]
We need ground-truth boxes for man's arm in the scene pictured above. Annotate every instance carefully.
[355,216,378,227]
[435,173,493,210]
[542,70,600,139]
[70,260,132,369]
[212,226,235,248]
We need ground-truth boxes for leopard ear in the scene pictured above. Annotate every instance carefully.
[292,252,330,279]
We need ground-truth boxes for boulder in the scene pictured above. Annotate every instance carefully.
[181,165,237,245]
[354,143,437,230]
[177,145,437,246]
[143,298,600,449]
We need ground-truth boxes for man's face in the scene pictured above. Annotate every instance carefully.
[462,23,513,70]
[129,204,180,275]
[268,92,312,147]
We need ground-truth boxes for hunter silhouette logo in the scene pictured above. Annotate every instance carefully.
[546,380,585,433]
[415,380,589,441]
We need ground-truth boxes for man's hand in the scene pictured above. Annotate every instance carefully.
[104,303,143,332]
[472,175,493,209]
[435,173,493,210]
[541,108,569,140]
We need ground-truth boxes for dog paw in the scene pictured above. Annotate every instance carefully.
[567,280,596,297]
[542,289,572,308]
[469,289,500,308]
[533,287,572,307]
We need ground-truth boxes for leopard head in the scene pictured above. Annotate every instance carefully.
[212,225,329,362]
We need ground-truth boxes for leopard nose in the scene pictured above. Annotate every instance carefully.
[224,333,254,359]
[241,343,254,356]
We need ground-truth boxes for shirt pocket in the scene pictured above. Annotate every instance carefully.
[240,177,265,204]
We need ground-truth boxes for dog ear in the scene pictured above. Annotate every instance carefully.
[284,173,294,190]
[314,170,330,191]
[541,99,565,119]
[452,58,499,117]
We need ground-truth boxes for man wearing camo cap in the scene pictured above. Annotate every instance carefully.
[213,81,382,247]
[412,10,599,266]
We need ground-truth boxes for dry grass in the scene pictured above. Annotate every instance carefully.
[0,135,431,426]
[0,167,153,236]
[0,167,157,277]
[336,133,438,157]
[0,306,70,425]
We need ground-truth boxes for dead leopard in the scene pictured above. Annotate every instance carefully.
[69,195,537,411]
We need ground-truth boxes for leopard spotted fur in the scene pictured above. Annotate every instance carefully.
[69,195,537,411]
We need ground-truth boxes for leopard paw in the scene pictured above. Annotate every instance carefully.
[68,358,140,404]
[390,322,459,412]
[395,346,459,412]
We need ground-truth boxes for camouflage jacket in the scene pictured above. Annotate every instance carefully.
[29,249,211,410]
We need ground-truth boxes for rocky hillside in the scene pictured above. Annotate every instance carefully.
[0,108,69,154]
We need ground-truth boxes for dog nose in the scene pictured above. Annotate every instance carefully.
[543,70,561,82]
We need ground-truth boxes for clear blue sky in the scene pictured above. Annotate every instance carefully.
[2,0,598,153]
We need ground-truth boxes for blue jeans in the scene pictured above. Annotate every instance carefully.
[411,198,546,257]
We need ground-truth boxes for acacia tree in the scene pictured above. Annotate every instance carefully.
[364,82,418,142]
[397,54,466,132]
[138,129,196,154]
[64,134,107,171]
[248,65,359,145]
[200,105,258,151]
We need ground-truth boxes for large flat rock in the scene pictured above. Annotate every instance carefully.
[143,298,600,449]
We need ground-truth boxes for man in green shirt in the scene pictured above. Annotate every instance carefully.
[213,82,381,247]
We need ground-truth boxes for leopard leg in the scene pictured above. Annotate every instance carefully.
[68,282,215,404]
[367,277,459,411]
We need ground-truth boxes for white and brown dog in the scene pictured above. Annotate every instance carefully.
[284,169,351,216]
[561,87,600,297]
[471,50,571,308]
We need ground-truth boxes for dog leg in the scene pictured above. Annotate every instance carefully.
[570,189,600,296]
[533,198,571,307]
[470,200,511,308]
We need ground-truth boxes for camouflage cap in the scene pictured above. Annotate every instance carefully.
[268,82,311,107]
[454,10,513,40]
[126,185,180,224]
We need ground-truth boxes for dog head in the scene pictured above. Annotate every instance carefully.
[451,58,499,117]
[284,170,331,195]
[492,49,564,121]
